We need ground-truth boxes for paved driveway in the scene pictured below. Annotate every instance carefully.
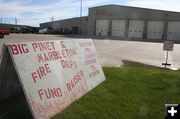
[1,34,180,69]
[94,39,180,69]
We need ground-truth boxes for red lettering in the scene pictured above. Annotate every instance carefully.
[39,43,46,51]
[10,45,18,55]
[38,88,62,100]
[67,83,71,92]
[57,88,62,97]
[44,64,51,73]
[85,58,96,65]
[61,41,66,48]
[50,42,55,50]
[10,44,29,55]
[44,89,51,99]
[61,49,77,58]
[53,51,58,59]
[32,43,38,52]
[48,52,54,60]
[85,48,91,53]
[60,60,77,69]
[50,88,58,97]
[38,89,44,100]
[37,54,44,63]
[80,70,84,77]
[31,64,51,83]
[79,42,92,47]
[66,70,84,92]
[39,67,46,77]
[31,72,38,83]
[32,42,56,52]
[37,51,62,63]
[44,53,49,62]
[89,70,100,78]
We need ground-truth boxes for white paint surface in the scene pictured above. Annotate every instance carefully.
[147,21,164,40]
[7,39,105,119]
[128,20,144,38]
[96,20,109,36]
[111,20,126,37]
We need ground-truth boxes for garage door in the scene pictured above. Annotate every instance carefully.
[147,21,164,40]
[167,21,180,40]
[95,20,109,36]
[111,20,126,37]
[128,20,144,38]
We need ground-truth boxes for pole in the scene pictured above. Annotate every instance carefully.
[164,51,169,68]
[80,0,82,18]
[15,17,17,24]
[79,0,82,35]
[51,16,54,22]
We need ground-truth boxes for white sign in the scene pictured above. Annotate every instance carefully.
[7,39,105,119]
[163,41,174,51]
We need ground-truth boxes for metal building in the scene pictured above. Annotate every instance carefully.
[40,17,88,35]
[88,5,180,41]
[41,5,180,41]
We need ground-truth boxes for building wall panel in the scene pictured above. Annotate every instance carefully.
[128,20,144,38]
[147,21,164,40]
[95,20,109,36]
[111,20,126,37]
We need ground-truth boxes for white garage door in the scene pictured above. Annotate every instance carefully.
[111,20,126,37]
[147,21,164,40]
[167,21,180,41]
[128,20,144,38]
[96,20,109,36]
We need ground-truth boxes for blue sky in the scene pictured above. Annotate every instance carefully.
[0,0,180,26]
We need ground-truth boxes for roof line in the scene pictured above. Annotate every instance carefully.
[40,16,88,25]
[89,4,180,13]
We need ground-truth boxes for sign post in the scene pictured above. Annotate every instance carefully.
[162,41,174,68]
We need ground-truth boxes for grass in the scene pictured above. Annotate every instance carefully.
[52,67,180,119]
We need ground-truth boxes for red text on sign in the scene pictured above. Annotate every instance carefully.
[10,44,29,55]
[38,88,62,100]
[66,70,84,92]
[79,42,92,47]
[61,49,77,58]
[31,64,51,83]
[37,51,62,63]
[85,58,96,65]
[61,60,77,69]
[32,42,55,52]
[89,70,100,78]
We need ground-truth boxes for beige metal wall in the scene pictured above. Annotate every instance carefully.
[88,5,180,41]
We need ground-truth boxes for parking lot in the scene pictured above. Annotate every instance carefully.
[1,34,180,69]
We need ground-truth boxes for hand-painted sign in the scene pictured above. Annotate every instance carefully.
[163,41,174,51]
[7,39,105,119]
